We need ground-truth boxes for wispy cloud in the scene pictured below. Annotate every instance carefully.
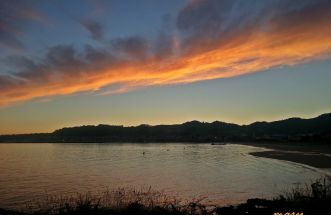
[80,19,104,41]
[0,0,48,51]
[1,0,331,106]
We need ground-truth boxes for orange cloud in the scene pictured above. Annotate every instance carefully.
[1,2,331,107]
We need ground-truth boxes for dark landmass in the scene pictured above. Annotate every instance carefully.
[250,151,331,168]
[236,141,331,169]
[1,178,330,215]
[1,113,331,143]
[238,141,331,154]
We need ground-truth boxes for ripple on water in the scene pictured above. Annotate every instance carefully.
[0,143,328,210]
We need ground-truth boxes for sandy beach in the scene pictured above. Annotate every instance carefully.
[240,142,331,169]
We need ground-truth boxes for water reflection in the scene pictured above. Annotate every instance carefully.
[0,143,327,209]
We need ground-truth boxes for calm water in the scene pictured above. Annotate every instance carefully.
[0,143,328,209]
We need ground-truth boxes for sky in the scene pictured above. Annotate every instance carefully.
[0,0,331,134]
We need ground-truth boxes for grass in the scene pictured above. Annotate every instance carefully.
[217,176,331,215]
[2,177,331,215]
[273,177,331,211]
[23,187,210,215]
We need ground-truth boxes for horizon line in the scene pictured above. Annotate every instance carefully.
[1,112,329,136]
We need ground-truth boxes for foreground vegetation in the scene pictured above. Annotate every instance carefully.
[1,177,330,215]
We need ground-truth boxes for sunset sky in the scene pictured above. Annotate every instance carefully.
[1,0,331,134]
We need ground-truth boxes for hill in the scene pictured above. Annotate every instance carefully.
[1,113,331,143]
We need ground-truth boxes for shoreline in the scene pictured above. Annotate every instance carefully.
[250,150,331,169]
[235,142,331,169]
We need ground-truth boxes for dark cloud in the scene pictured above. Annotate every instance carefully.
[154,33,176,59]
[154,14,177,59]
[4,43,120,86]
[1,0,331,106]
[5,55,34,68]
[111,36,149,59]
[177,0,230,33]
[0,74,21,90]
[85,45,107,62]
[4,46,75,85]
[268,0,331,31]
[47,45,81,67]
[0,0,46,51]
[5,55,51,83]
[176,0,330,52]
[80,20,104,41]
[0,33,25,51]
[0,0,26,50]
[84,44,117,66]
[12,45,86,81]
[5,55,39,73]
